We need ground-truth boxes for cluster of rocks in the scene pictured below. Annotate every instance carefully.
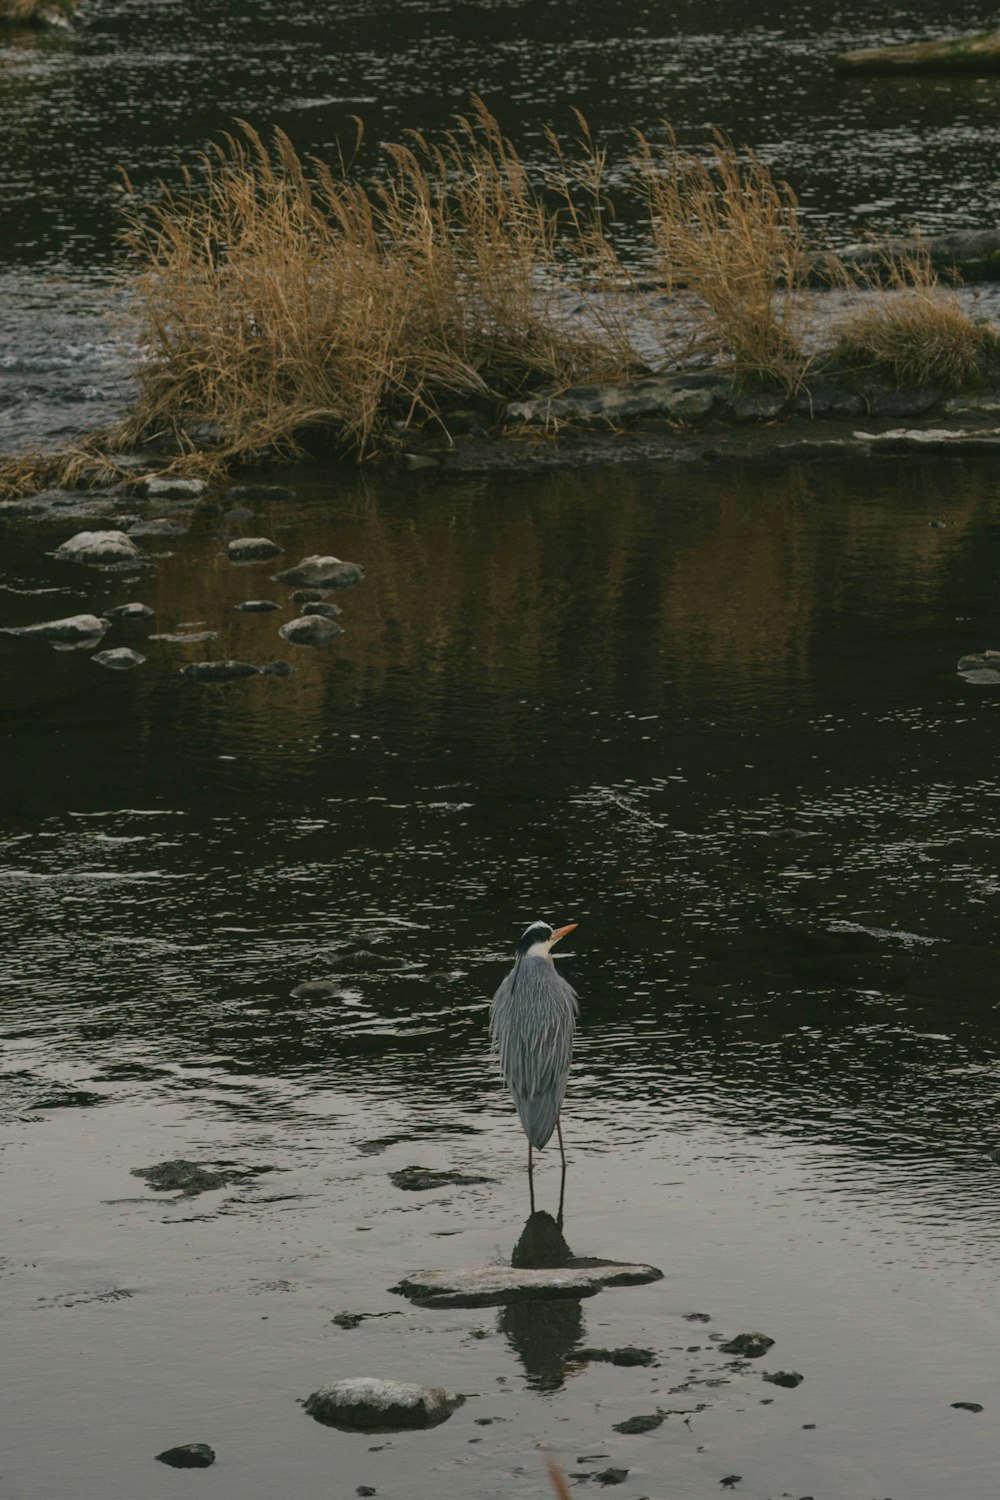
[0,485,366,680]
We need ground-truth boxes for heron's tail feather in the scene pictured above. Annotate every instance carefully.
[516,1091,561,1150]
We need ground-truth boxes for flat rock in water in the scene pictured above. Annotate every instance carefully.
[227,483,297,501]
[127,517,188,537]
[227,536,283,561]
[302,601,342,617]
[105,602,154,620]
[132,1158,265,1196]
[181,660,260,681]
[1,613,108,644]
[575,1346,657,1367]
[958,651,1000,683]
[141,477,208,498]
[153,631,218,644]
[303,1378,464,1432]
[235,599,281,612]
[762,1369,804,1388]
[93,647,146,670]
[613,1412,666,1435]
[259,659,296,676]
[389,1166,496,1191]
[279,615,344,645]
[53,531,140,565]
[155,1443,216,1469]
[391,1260,663,1307]
[274,555,365,589]
[292,979,352,1000]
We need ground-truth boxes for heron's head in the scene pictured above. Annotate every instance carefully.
[515,919,577,960]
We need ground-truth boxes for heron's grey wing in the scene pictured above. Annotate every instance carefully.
[489,959,579,1148]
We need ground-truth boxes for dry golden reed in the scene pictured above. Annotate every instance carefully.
[830,247,1000,391]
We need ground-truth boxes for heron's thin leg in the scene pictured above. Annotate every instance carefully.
[556,1118,566,1170]
[557,1160,566,1229]
[528,1143,535,1214]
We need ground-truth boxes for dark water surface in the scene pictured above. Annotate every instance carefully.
[2,459,1000,1499]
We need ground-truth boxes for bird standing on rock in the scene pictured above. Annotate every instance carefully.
[490,921,579,1184]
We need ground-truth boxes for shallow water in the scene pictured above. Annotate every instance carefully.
[2,459,1000,1498]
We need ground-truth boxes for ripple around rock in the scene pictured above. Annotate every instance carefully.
[273,555,365,589]
[93,647,146,670]
[52,530,140,565]
[391,1260,663,1307]
[303,1378,465,1432]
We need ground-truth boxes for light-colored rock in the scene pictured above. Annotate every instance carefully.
[278,615,344,645]
[273,555,365,589]
[141,477,208,498]
[1,613,109,644]
[226,537,283,562]
[105,602,154,620]
[391,1260,663,1307]
[93,647,146,670]
[53,531,140,565]
[303,1377,465,1431]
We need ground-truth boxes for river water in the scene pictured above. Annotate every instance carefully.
[3,4,1000,1500]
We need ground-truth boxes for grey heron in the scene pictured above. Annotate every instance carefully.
[490,920,579,1180]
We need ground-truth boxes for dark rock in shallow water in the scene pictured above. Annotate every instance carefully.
[93,647,146,671]
[274,554,365,589]
[132,1158,269,1196]
[105,602,154,620]
[227,536,283,561]
[613,1412,666,1435]
[235,599,281,612]
[867,385,942,418]
[292,979,352,1000]
[0,614,109,645]
[333,947,408,971]
[30,1085,106,1110]
[291,588,328,604]
[951,1401,984,1412]
[575,1346,657,1367]
[594,1469,629,1486]
[303,1378,465,1432]
[793,380,866,418]
[762,1369,803,1388]
[181,660,260,681]
[279,615,344,645]
[53,530,140,565]
[720,1332,775,1358]
[390,1166,496,1191]
[259,659,296,676]
[155,1443,216,1469]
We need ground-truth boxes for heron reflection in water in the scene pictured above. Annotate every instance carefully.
[490,919,579,1211]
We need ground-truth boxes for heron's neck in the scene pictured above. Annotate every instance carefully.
[519,942,553,962]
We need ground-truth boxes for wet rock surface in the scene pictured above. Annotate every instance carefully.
[53,530,140,565]
[131,1158,270,1196]
[226,483,297,501]
[235,599,281,612]
[763,1369,804,1388]
[958,650,1000,683]
[127,517,188,537]
[93,647,146,670]
[303,1378,465,1432]
[391,1260,663,1307]
[273,554,366,589]
[181,660,262,680]
[0,613,109,644]
[612,1411,667,1435]
[155,1442,216,1469]
[719,1332,775,1358]
[105,602,154,620]
[140,477,208,499]
[279,614,344,645]
[574,1346,657,1367]
[389,1166,497,1191]
[226,536,283,561]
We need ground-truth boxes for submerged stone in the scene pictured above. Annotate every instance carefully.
[53,531,140,565]
[259,659,296,676]
[301,601,342,617]
[93,647,146,670]
[132,1158,266,1195]
[181,660,260,680]
[613,1412,666,1435]
[105,602,154,620]
[152,631,218,644]
[227,536,283,561]
[274,555,365,589]
[391,1260,663,1307]
[279,615,344,645]
[155,1443,216,1469]
[762,1369,804,1388]
[226,483,297,501]
[235,599,281,612]
[389,1166,496,1191]
[127,517,188,537]
[575,1346,657,1367]
[303,1378,464,1432]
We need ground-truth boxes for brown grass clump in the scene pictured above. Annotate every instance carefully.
[830,249,1000,391]
[116,103,635,463]
[635,127,813,391]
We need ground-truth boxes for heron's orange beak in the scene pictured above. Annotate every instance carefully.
[549,923,578,946]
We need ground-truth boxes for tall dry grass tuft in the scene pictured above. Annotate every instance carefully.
[117,103,635,461]
[635,127,813,390]
[830,248,1000,391]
